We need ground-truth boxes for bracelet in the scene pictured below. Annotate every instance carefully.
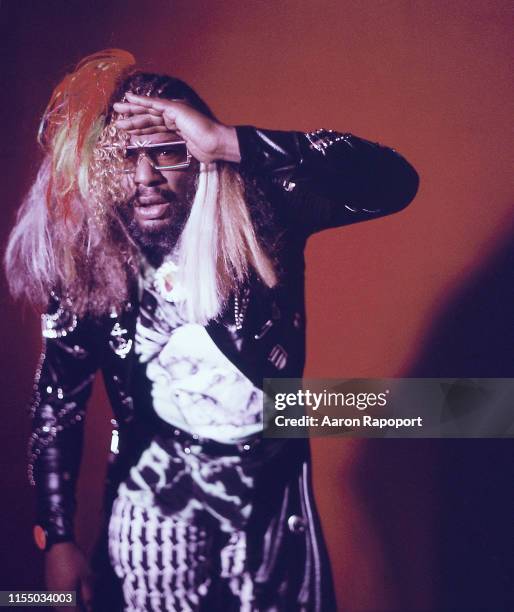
[33,524,74,551]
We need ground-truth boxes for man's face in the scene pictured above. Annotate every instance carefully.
[120,130,196,254]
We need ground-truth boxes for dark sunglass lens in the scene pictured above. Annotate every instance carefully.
[152,142,188,168]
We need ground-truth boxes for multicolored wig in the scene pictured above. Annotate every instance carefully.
[5,49,277,322]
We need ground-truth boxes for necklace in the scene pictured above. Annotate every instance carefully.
[233,287,250,330]
[153,258,187,302]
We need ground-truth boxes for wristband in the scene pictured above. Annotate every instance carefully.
[33,525,73,552]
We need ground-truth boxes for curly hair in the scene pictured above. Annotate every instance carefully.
[5,51,280,322]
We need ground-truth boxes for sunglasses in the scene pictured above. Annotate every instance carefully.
[103,139,192,172]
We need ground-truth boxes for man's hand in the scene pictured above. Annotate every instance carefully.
[113,92,241,164]
[45,542,93,611]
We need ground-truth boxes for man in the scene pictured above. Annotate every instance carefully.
[6,50,419,611]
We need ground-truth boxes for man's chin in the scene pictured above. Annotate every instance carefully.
[127,216,183,258]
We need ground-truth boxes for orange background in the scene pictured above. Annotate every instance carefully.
[2,1,513,610]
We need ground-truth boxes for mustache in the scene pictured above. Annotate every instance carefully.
[135,187,178,202]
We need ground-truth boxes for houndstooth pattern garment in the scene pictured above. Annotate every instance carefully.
[108,434,278,611]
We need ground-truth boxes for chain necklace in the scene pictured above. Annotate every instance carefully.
[233,287,250,330]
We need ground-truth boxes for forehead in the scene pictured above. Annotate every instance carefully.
[128,131,181,145]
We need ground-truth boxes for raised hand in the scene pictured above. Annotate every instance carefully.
[113,93,241,164]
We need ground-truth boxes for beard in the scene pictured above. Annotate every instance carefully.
[117,178,196,266]
[126,217,183,265]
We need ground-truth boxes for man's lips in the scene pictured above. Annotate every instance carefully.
[135,195,171,221]
[137,193,168,205]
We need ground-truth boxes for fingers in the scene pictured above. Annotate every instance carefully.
[113,96,182,135]
[115,113,165,131]
[113,102,161,116]
[126,126,175,135]
[112,94,198,142]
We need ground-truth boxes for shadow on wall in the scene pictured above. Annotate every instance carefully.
[411,226,514,379]
[409,227,514,611]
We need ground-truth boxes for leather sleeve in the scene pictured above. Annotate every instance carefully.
[235,126,419,235]
[28,293,102,547]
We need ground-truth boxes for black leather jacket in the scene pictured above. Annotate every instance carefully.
[29,126,419,610]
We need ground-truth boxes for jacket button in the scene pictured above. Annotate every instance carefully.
[287,514,306,534]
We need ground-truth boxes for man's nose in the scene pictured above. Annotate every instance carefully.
[134,155,165,186]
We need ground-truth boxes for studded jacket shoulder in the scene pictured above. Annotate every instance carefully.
[28,125,419,551]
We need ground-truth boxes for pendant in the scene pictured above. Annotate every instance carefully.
[153,259,187,302]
